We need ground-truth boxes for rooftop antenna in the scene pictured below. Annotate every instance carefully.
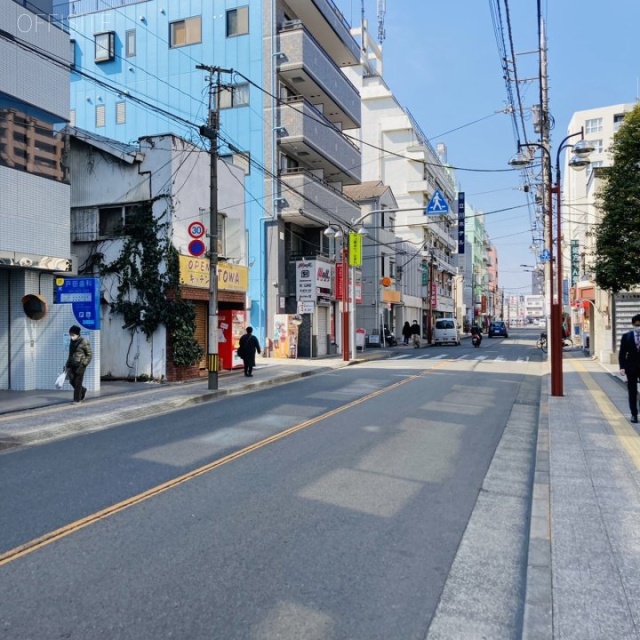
[377,0,386,43]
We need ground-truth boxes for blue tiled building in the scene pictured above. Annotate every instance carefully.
[58,0,361,356]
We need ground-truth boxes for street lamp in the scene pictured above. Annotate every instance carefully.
[509,130,594,396]
[324,226,349,362]
[325,220,370,362]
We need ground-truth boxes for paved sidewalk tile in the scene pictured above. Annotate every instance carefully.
[549,358,640,640]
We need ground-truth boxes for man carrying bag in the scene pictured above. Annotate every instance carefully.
[66,325,92,404]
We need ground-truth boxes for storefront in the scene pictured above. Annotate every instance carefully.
[178,255,249,376]
[294,258,333,357]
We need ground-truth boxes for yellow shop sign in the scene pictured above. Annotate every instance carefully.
[179,256,248,292]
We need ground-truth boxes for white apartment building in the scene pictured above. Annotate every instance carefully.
[563,103,635,362]
[343,22,457,339]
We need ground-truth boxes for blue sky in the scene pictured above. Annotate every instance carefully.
[335,0,640,294]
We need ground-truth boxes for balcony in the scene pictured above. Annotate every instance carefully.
[278,97,361,184]
[283,0,360,67]
[278,25,360,130]
[277,168,360,227]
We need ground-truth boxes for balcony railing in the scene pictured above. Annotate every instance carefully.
[279,167,360,225]
[278,25,360,129]
[279,97,361,184]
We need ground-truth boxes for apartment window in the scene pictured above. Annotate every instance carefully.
[381,209,395,232]
[591,139,604,154]
[216,83,249,109]
[99,205,140,238]
[614,113,626,131]
[69,109,76,127]
[99,206,124,237]
[226,6,249,36]
[70,39,76,69]
[94,31,115,62]
[170,16,201,48]
[585,117,603,134]
[116,101,126,124]
[95,104,106,128]
[221,151,251,175]
[125,29,136,57]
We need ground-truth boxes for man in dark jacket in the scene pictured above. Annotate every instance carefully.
[66,325,92,404]
[410,320,421,348]
[238,326,261,377]
[619,313,640,423]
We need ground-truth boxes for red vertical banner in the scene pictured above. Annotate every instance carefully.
[336,262,344,301]
[431,282,437,309]
[481,295,487,314]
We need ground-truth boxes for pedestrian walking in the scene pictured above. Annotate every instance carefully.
[402,321,411,346]
[410,320,421,348]
[618,313,640,423]
[238,326,261,377]
[65,325,92,404]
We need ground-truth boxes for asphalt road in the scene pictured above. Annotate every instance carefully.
[0,330,542,639]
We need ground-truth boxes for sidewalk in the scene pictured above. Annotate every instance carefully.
[524,350,640,639]
[0,351,391,449]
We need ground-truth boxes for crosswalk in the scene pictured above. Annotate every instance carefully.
[389,353,530,363]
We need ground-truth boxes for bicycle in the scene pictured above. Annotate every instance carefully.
[536,332,573,353]
[536,332,547,353]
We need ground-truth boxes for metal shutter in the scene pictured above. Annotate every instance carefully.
[316,306,328,356]
[194,301,207,370]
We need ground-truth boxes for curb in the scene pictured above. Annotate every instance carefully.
[521,376,552,639]
[1,367,337,448]
[1,354,395,449]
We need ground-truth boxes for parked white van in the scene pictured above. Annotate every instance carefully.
[434,318,460,345]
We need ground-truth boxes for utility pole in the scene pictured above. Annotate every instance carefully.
[196,65,233,390]
[427,249,435,343]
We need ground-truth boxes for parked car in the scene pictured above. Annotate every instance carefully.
[488,321,509,338]
[434,318,460,345]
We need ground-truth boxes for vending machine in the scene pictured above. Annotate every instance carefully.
[219,309,246,369]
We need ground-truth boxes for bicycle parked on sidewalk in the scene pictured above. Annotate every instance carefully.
[536,332,547,352]
[536,331,573,353]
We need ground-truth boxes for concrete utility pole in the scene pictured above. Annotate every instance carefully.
[427,249,435,343]
[196,65,233,390]
[539,19,563,394]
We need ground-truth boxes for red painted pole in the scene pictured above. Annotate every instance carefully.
[551,176,564,396]
[342,246,349,361]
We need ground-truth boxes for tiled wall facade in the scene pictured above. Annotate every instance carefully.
[0,168,70,256]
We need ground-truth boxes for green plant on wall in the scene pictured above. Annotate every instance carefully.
[99,202,204,368]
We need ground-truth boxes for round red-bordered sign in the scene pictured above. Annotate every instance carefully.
[188,222,205,238]
[188,239,206,257]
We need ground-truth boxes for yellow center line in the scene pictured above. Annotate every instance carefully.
[571,360,640,468]
[0,361,448,567]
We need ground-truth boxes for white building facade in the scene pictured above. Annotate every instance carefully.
[68,131,246,381]
[563,103,635,362]
[344,22,458,340]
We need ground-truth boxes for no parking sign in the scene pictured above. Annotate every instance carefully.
[188,221,206,257]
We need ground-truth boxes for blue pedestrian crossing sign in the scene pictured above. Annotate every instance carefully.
[540,249,551,262]
[425,189,449,215]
